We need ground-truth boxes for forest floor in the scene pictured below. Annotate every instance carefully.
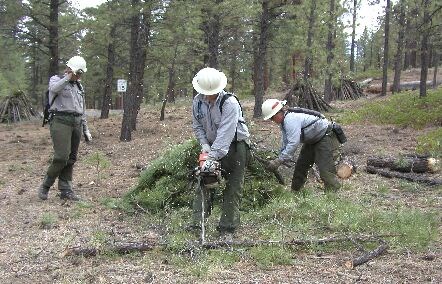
[0,71,441,283]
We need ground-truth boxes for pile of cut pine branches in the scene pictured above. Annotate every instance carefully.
[0,90,40,123]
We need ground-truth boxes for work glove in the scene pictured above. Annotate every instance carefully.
[83,123,92,142]
[201,143,211,153]
[267,158,282,171]
[201,159,219,173]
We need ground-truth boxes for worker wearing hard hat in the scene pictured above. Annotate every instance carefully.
[261,99,342,192]
[37,56,92,201]
[191,67,250,237]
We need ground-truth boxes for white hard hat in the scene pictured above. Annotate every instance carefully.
[192,67,227,95]
[66,56,87,74]
[261,99,287,120]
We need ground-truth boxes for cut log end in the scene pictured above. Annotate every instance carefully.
[428,158,440,173]
[337,160,356,179]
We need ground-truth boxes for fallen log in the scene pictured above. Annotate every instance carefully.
[366,166,442,186]
[345,241,389,269]
[366,80,440,93]
[367,156,439,173]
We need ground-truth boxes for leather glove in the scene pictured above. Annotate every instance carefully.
[201,159,219,173]
[201,143,211,153]
[267,158,282,171]
[83,123,92,142]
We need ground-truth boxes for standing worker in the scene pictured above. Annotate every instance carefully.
[38,56,92,201]
[191,67,250,237]
[262,99,343,192]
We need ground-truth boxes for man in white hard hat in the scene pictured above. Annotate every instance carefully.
[37,56,92,201]
[190,67,250,237]
[261,99,341,192]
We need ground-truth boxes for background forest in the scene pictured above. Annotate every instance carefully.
[0,0,441,137]
[0,1,441,282]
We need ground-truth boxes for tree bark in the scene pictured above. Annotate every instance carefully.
[367,156,439,173]
[252,0,271,118]
[366,166,442,186]
[419,0,430,98]
[48,0,60,77]
[120,0,151,141]
[381,0,391,96]
[433,52,439,88]
[392,2,406,93]
[303,0,316,80]
[324,0,335,103]
[202,0,223,68]
[349,0,358,72]
[345,241,388,269]
[101,25,116,119]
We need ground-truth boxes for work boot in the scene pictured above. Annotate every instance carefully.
[37,175,56,200]
[38,185,50,200]
[60,190,80,201]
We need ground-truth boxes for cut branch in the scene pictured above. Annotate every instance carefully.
[345,241,389,269]
[253,154,285,185]
[62,242,155,257]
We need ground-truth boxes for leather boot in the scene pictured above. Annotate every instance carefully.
[58,179,80,201]
[60,190,80,201]
[38,175,56,200]
[38,185,50,200]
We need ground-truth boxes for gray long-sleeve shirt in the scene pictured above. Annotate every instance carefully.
[48,74,88,125]
[192,91,250,160]
[279,111,330,161]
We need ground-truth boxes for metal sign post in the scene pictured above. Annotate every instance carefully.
[117,79,127,110]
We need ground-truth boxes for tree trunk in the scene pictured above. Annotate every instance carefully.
[381,0,391,96]
[433,52,439,88]
[202,0,223,68]
[101,25,116,119]
[392,1,405,93]
[166,67,176,104]
[419,0,430,98]
[324,0,335,102]
[252,0,270,118]
[349,0,357,72]
[229,34,239,92]
[303,0,316,80]
[48,0,59,77]
[120,0,150,141]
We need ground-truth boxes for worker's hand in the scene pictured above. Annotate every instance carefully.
[267,158,282,171]
[201,159,219,173]
[83,124,92,142]
[201,144,211,153]
[64,70,73,81]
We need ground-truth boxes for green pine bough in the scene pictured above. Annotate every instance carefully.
[127,139,285,213]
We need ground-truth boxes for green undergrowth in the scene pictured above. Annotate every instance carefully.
[155,187,438,278]
[340,88,442,129]
[416,128,442,158]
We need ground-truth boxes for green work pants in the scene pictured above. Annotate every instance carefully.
[291,130,341,191]
[44,115,82,191]
[192,141,249,233]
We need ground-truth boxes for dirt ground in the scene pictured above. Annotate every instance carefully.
[0,82,441,283]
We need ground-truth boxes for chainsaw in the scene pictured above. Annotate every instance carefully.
[195,152,222,244]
